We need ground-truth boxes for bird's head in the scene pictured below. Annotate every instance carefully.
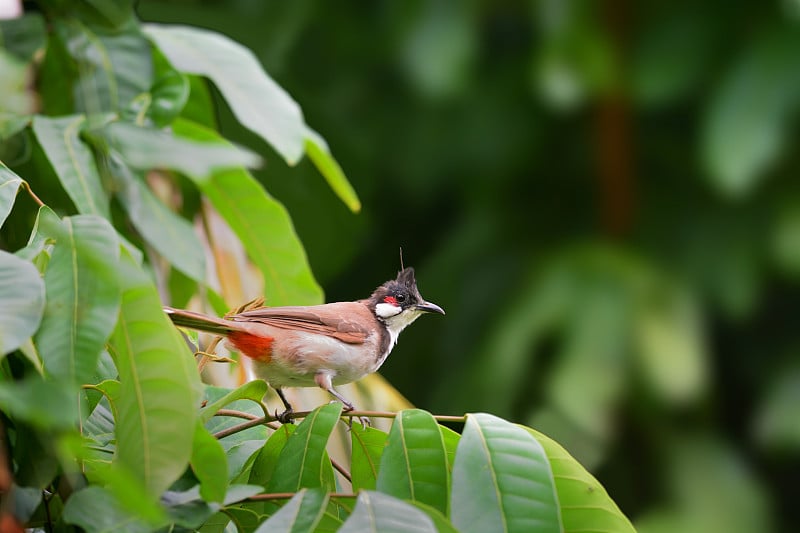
[368,267,445,334]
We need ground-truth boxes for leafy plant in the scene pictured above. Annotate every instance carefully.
[0,1,634,531]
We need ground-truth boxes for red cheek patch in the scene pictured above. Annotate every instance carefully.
[383,296,398,305]
[227,331,274,363]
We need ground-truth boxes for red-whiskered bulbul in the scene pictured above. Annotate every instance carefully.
[164,267,444,422]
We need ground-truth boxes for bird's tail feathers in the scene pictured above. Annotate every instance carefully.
[164,307,236,336]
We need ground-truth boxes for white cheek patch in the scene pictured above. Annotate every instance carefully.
[375,302,402,318]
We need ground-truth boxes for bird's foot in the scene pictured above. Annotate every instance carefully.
[275,407,294,425]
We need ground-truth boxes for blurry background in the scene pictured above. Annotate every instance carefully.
[136,1,798,531]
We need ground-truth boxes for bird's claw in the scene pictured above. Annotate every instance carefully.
[275,408,294,425]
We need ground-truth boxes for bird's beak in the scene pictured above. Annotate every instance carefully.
[416,301,445,315]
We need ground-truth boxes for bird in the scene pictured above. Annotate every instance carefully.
[164,267,444,422]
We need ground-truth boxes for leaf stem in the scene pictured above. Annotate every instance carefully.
[21,180,45,207]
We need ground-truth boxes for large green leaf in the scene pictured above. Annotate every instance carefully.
[0,250,45,356]
[350,424,387,491]
[62,486,152,533]
[266,403,342,492]
[376,409,449,516]
[254,489,329,533]
[51,17,152,114]
[451,413,562,533]
[338,491,437,533]
[192,421,229,504]
[304,130,360,213]
[0,162,23,228]
[102,121,261,176]
[702,27,800,196]
[106,152,206,284]
[526,427,636,533]
[108,249,201,496]
[32,115,110,218]
[249,424,295,487]
[199,380,269,423]
[171,118,323,306]
[34,214,120,385]
[143,23,306,164]
[0,376,78,430]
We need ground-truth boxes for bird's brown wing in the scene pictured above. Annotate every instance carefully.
[231,303,373,344]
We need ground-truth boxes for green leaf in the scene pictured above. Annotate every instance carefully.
[192,421,229,504]
[126,49,189,128]
[0,162,23,228]
[108,248,201,496]
[410,501,459,533]
[51,18,152,114]
[171,118,323,306]
[266,403,342,492]
[702,27,800,196]
[62,486,152,533]
[451,413,562,533]
[439,425,460,474]
[255,488,329,533]
[249,424,296,487]
[0,376,78,429]
[377,409,449,515]
[32,115,110,218]
[304,130,360,213]
[0,13,46,61]
[0,250,45,356]
[200,380,269,423]
[106,152,206,284]
[525,427,636,533]
[34,214,120,385]
[227,440,263,483]
[350,424,387,491]
[338,491,437,533]
[103,121,261,176]
[143,23,306,164]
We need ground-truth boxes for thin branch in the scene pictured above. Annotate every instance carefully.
[214,409,260,421]
[212,409,466,440]
[330,457,352,483]
[21,180,45,207]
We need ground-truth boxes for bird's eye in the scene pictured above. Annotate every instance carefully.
[396,294,406,303]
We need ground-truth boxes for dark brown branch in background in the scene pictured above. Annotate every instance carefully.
[595,0,634,237]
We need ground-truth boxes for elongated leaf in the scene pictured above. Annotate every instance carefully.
[377,409,449,515]
[439,425,460,474]
[103,121,261,176]
[255,489,329,533]
[266,403,342,492]
[62,486,152,533]
[34,214,120,385]
[192,421,228,504]
[525,427,636,533]
[702,27,800,196]
[0,376,78,429]
[108,249,201,496]
[0,250,45,356]
[143,23,306,164]
[339,491,437,533]
[350,424,387,491]
[107,152,206,283]
[451,413,562,533]
[304,130,360,213]
[172,118,322,306]
[249,424,296,487]
[200,380,269,423]
[32,115,110,218]
[0,162,23,228]
[52,18,152,113]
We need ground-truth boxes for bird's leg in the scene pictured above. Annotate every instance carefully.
[275,388,294,424]
[314,372,355,411]
[314,372,370,427]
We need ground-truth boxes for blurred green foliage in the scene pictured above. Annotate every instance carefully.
[132,1,800,531]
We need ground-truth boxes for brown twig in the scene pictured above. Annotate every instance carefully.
[21,181,44,207]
